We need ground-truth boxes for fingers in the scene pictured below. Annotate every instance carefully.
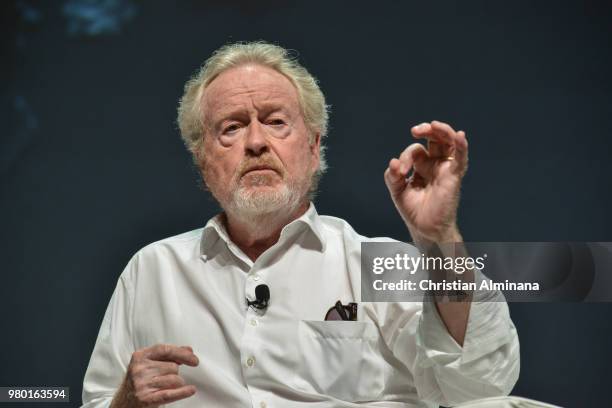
[402,144,432,180]
[384,158,405,198]
[153,361,180,375]
[454,130,468,169]
[411,120,468,174]
[145,344,199,367]
[129,361,180,389]
[127,344,199,407]
[412,121,454,147]
[384,143,429,197]
[150,374,186,389]
[398,143,429,174]
[141,385,197,406]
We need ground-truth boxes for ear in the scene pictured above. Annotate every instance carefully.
[193,136,206,169]
[310,132,321,170]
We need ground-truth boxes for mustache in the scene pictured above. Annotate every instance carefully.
[236,156,285,177]
[237,157,285,177]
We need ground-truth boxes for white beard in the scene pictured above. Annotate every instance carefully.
[232,185,298,214]
[223,177,309,238]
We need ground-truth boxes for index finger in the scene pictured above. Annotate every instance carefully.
[411,121,456,148]
[145,344,199,366]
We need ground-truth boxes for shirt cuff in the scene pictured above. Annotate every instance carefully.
[417,281,514,366]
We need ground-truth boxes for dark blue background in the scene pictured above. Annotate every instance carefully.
[2,1,611,406]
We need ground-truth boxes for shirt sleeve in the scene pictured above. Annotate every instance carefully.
[379,288,520,407]
[81,258,136,407]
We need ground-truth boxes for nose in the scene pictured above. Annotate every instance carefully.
[244,120,269,156]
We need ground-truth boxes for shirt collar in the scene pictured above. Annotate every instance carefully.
[200,202,327,256]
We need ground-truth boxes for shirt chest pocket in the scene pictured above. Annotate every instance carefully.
[294,320,385,402]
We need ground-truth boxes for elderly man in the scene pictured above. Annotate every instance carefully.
[82,41,520,408]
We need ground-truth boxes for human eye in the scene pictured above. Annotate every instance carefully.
[264,116,291,135]
[263,116,291,139]
[222,123,242,134]
[266,118,286,127]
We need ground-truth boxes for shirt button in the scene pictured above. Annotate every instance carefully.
[250,318,258,327]
[252,274,260,281]
[246,357,255,367]
[260,402,266,408]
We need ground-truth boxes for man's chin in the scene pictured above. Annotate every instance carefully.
[228,187,302,217]
[240,184,280,193]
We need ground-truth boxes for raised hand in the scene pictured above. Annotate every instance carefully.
[384,120,468,244]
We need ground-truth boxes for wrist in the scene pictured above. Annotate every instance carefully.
[437,225,462,243]
[409,225,462,248]
[110,376,141,408]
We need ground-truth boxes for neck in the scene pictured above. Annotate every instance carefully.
[224,201,310,261]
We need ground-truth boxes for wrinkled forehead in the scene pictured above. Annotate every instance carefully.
[201,64,301,121]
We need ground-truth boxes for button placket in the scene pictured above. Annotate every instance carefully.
[242,265,271,404]
[242,266,263,384]
[245,267,267,318]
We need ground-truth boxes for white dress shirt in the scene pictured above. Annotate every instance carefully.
[82,203,520,408]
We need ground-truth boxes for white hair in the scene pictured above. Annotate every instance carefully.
[177,41,330,179]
